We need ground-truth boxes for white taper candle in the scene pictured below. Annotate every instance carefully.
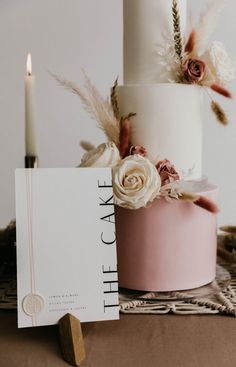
[25,53,37,157]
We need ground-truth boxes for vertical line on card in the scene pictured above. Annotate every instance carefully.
[25,169,37,326]
[30,170,37,326]
[26,170,33,326]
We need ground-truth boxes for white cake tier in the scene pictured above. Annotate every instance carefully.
[117,84,203,179]
[123,0,187,84]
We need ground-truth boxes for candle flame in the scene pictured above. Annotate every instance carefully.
[26,53,32,76]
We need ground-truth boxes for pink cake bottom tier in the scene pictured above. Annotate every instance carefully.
[115,185,218,292]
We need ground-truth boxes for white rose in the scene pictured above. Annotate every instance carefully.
[113,155,161,210]
[202,41,235,85]
[79,142,120,168]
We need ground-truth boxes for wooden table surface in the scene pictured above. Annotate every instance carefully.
[0,310,236,367]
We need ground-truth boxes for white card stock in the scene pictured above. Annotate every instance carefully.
[15,168,119,328]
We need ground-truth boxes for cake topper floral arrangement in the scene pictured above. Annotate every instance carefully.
[160,0,234,124]
[53,72,218,214]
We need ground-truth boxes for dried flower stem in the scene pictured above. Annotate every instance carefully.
[211,101,228,125]
[194,196,219,214]
[110,77,120,120]
[185,29,197,54]
[211,84,232,99]
[220,226,236,234]
[0,220,16,244]
[119,113,137,158]
[80,141,95,152]
[179,192,219,214]
[203,87,229,125]
[119,119,130,158]
[172,0,183,61]
[179,192,200,202]
[122,113,136,120]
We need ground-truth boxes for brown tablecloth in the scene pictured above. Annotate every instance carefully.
[0,311,236,367]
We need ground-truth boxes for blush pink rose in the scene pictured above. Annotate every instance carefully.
[130,145,147,157]
[183,58,206,83]
[156,159,180,186]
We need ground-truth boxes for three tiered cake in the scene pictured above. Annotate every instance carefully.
[115,0,218,291]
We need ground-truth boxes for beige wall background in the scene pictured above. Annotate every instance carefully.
[0,0,235,227]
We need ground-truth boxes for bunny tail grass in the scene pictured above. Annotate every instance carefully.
[194,196,219,214]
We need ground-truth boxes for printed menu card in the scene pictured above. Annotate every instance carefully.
[15,168,119,328]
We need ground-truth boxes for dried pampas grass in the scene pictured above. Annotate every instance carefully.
[51,72,120,146]
[195,0,226,55]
